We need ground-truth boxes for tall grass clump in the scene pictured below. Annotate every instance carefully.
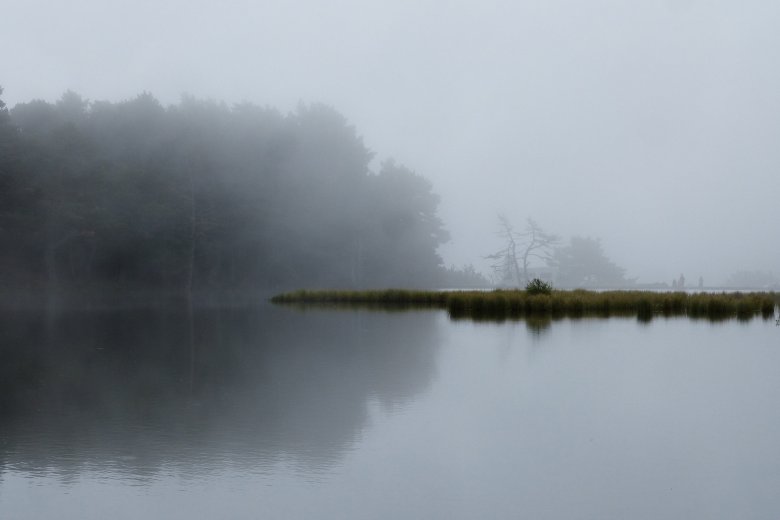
[636,298,654,321]
[525,294,552,314]
[760,296,776,319]
[525,278,553,296]
[660,292,686,316]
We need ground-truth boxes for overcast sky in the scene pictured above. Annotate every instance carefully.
[3,0,779,284]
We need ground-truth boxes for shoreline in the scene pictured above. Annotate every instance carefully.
[271,289,779,322]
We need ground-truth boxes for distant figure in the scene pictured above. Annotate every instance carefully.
[672,279,677,289]
[698,276,703,289]
[678,273,685,289]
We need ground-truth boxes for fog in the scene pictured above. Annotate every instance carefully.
[4,0,779,284]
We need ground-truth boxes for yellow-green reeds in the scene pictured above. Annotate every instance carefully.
[271,289,778,323]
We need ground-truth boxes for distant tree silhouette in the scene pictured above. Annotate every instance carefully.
[487,216,558,286]
[551,236,628,288]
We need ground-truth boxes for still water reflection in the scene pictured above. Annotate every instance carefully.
[1,306,779,519]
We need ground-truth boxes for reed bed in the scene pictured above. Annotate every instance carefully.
[271,289,778,322]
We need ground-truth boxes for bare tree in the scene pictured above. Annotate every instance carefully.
[486,215,522,286]
[520,218,559,283]
[486,215,559,286]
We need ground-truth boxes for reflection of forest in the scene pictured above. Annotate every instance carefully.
[0,305,441,480]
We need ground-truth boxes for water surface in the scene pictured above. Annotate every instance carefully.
[1,306,778,519]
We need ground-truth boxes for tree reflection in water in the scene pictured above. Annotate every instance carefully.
[0,304,442,481]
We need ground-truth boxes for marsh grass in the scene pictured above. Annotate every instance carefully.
[271,289,779,323]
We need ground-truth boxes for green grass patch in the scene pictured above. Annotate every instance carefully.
[271,289,779,323]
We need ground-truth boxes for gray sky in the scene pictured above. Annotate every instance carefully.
[3,0,779,284]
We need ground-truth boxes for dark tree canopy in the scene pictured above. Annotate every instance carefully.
[0,91,451,297]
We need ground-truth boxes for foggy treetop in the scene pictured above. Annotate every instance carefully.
[3,0,780,284]
[0,90,452,293]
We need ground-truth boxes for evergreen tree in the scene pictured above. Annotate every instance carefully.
[0,90,451,294]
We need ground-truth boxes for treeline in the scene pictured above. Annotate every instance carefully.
[0,88,457,296]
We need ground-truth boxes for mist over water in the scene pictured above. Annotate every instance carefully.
[3,0,779,284]
[2,1,779,517]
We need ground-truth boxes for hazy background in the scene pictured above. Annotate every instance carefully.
[3,0,779,284]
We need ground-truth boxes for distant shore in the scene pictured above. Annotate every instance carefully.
[2,285,777,319]
[272,289,779,322]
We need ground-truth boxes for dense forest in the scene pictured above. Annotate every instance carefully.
[0,88,466,299]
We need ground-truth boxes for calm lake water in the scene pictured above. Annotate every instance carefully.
[1,305,779,519]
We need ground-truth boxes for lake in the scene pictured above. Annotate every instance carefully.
[1,304,779,519]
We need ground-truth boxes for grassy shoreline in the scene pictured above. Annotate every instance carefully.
[271,289,779,322]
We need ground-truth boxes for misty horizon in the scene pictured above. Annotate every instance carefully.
[3,0,779,286]
[3,3,780,517]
